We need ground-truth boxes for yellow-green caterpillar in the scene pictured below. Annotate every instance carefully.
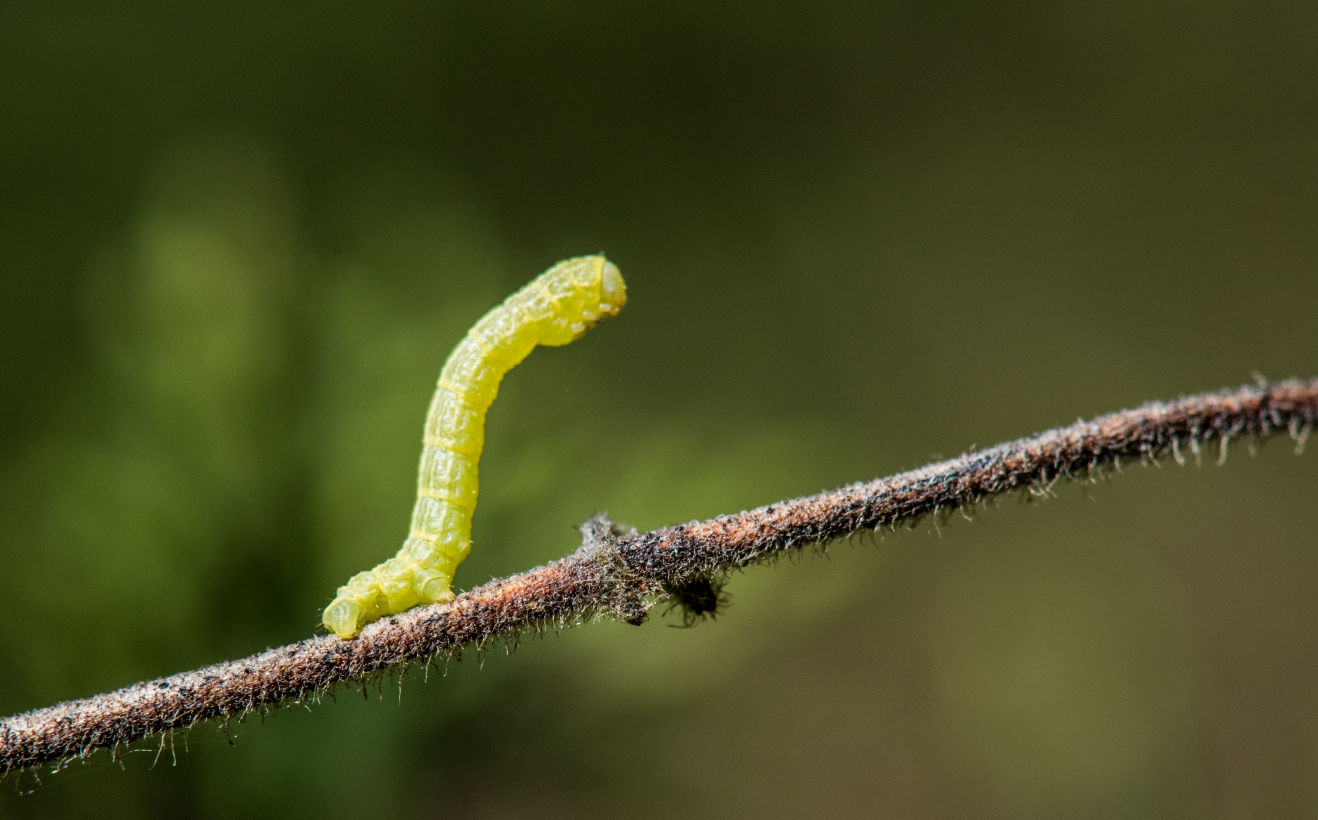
[322,255,627,638]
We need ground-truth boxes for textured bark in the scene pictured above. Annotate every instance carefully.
[2,378,1314,775]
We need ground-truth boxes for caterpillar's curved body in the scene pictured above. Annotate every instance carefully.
[323,255,626,638]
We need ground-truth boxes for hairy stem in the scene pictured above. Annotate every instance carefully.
[2,378,1314,774]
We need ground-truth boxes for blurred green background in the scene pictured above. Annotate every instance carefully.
[2,2,1315,816]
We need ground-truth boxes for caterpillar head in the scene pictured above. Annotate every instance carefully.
[538,255,627,345]
[598,259,627,317]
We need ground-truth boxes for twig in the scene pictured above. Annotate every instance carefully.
[2,378,1315,774]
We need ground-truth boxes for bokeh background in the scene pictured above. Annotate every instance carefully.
[2,2,1315,817]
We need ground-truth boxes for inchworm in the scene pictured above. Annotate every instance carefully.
[322,255,627,638]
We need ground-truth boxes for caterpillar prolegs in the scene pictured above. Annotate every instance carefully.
[322,255,627,638]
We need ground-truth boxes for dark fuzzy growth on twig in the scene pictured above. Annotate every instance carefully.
[663,574,729,627]
[2,378,1314,774]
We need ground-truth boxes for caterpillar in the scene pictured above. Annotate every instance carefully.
[322,255,627,638]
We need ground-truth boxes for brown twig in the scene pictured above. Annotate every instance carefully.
[2,378,1315,774]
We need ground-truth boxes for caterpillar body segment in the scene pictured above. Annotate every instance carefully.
[322,255,626,638]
